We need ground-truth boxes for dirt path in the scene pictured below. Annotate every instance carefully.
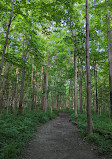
[19,113,104,159]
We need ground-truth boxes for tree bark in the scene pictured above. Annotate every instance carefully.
[51,90,53,113]
[0,0,14,76]
[45,57,49,112]
[40,65,43,91]
[0,62,8,112]
[68,80,71,109]
[106,8,112,120]
[9,64,13,113]
[14,68,19,109]
[41,71,46,110]
[51,78,54,112]
[18,43,28,115]
[95,66,98,115]
[74,51,78,118]
[94,59,98,114]
[79,56,83,113]
[31,64,34,110]
[57,93,59,110]
[60,95,62,110]
[70,22,78,117]
[86,0,93,135]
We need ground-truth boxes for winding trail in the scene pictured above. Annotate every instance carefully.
[19,113,104,159]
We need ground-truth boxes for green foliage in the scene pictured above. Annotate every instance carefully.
[70,112,112,157]
[61,108,74,115]
[87,133,112,155]
[0,110,58,159]
[46,110,58,120]
[0,0,112,157]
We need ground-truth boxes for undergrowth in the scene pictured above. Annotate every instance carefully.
[70,111,112,158]
[0,109,58,159]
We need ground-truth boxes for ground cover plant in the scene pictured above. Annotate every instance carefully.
[70,112,112,158]
[0,110,58,159]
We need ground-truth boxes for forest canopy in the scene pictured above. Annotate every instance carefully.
[0,0,112,132]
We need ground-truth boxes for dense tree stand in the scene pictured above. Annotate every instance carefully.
[0,0,112,158]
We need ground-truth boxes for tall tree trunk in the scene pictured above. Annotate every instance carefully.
[31,64,34,110]
[9,64,13,113]
[86,0,93,135]
[45,57,49,112]
[40,65,43,90]
[94,59,98,114]
[51,78,54,112]
[18,43,28,115]
[70,22,78,117]
[51,90,53,113]
[41,71,46,110]
[68,80,71,109]
[64,86,67,109]
[60,95,62,110]
[95,67,98,115]
[106,8,112,120]
[0,0,14,76]
[14,68,19,109]
[57,93,59,110]
[74,52,78,118]
[0,62,8,112]
[79,56,83,113]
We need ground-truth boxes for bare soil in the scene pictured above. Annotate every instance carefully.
[19,113,105,159]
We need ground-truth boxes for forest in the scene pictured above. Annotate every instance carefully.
[0,0,112,159]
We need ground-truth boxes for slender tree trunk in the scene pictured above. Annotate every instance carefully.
[95,67,98,114]
[60,95,62,110]
[64,86,67,109]
[94,59,98,114]
[41,71,46,110]
[51,78,54,112]
[72,90,75,110]
[70,22,78,117]
[68,80,71,109]
[83,97,86,112]
[74,52,78,118]
[51,90,53,113]
[106,8,112,120]
[57,93,59,110]
[79,56,83,113]
[31,64,34,110]
[0,0,14,76]
[11,81,16,112]
[93,91,95,112]
[18,67,25,114]
[6,64,13,112]
[93,0,98,115]
[14,68,19,109]
[86,0,93,135]
[9,64,13,113]
[18,44,28,115]
[0,62,8,112]
[41,65,43,87]
[101,87,104,113]
[45,57,49,112]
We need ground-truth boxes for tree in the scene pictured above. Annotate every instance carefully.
[86,0,93,135]
[0,0,14,76]
[106,0,112,120]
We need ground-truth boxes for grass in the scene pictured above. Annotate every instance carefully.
[70,111,112,158]
[0,109,58,159]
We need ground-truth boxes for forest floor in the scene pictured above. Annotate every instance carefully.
[19,113,105,159]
